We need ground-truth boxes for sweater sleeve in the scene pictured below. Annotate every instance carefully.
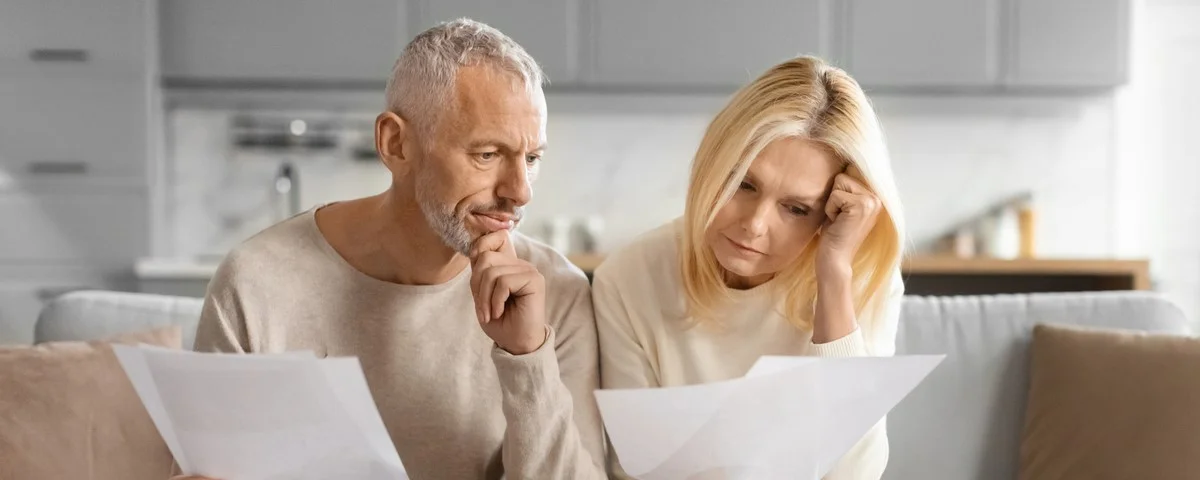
[192,257,250,353]
[489,274,606,479]
[593,266,660,390]
[819,271,904,480]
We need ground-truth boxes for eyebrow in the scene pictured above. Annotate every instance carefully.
[465,139,547,152]
[743,171,826,207]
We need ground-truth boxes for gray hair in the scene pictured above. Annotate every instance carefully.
[384,18,546,135]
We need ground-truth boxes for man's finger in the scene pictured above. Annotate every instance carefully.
[468,229,515,260]
[490,268,539,320]
[477,265,527,323]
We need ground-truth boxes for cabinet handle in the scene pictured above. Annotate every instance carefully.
[28,160,88,175]
[29,49,89,63]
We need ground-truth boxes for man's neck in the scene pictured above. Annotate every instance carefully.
[316,192,469,286]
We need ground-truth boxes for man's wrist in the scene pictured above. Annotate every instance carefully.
[498,325,550,356]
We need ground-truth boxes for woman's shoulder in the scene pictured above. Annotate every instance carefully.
[593,218,684,288]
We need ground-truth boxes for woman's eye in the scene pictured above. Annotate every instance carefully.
[739,181,755,191]
[787,205,809,216]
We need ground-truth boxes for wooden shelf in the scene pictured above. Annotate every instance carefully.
[903,256,1150,288]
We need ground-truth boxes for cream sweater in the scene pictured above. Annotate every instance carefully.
[593,220,902,479]
[193,209,606,479]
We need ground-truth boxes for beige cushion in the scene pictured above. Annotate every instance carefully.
[1019,323,1200,480]
[0,326,180,480]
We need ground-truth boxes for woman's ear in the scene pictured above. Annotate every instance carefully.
[375,112,410,175]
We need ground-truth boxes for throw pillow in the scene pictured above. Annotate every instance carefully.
[0,326,181,480]
[1020,323,1200,480]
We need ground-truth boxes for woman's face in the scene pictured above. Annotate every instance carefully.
[704,137,842,288]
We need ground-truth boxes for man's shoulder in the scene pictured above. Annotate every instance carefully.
[512,231,589,289]
[211,212,323,288]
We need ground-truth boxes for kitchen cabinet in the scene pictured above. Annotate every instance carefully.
[0,266,111,345]
[0,190,149,265]
[0,76,150,185]
[1006,0,1130,88]
[585,0,832,88]
[842,0,1001,89]
[160,0,408,84]
[0,0,150,74]
[414,0,580,84]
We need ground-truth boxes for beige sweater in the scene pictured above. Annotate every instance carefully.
[194,209,606,479]
[592,220,902,479]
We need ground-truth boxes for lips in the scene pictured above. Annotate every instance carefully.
[472,212,517,232]
[725,235,765,255]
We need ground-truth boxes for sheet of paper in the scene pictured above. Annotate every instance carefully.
[113,345,407,480]
[595,354,944,479]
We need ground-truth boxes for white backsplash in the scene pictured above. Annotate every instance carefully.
[160,92,1118,260]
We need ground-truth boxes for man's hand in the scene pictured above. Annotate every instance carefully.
[468,230,548,355]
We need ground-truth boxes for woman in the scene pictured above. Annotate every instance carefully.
[593,56,905,479]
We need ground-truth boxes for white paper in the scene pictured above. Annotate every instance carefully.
[113,345,407,480]
[595,354,944,480]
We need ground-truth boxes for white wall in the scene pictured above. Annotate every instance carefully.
[529,93,1119,258]
[164,92,1120,262]
[1114,0,1200,322]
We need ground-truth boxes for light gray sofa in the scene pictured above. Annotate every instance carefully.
[34,290,1193,479]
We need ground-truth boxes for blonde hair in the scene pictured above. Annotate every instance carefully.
[680,56,905,331]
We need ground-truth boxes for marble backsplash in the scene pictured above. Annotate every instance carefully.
[158,92,1118,260]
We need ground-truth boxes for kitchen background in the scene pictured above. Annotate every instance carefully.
[2,0,1198,345]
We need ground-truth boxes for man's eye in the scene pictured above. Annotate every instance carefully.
[478,152,498,161]
[787,205,809,216]
[526,154,541,165]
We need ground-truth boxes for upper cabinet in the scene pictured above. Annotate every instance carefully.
[413,0,580,84]
[585,0,832,88]
[0,0,150,75]
[160,0,406,84]
[156,0,1131,92]
[843,0,1001,89]
[1006,0,1130,88]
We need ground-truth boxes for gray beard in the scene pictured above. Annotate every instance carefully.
[415,170,474,256]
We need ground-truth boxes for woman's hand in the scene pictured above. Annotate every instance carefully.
[817,173,882,279]
[812,172,881,344]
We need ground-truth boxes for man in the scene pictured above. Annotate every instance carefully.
[177,19,606,479]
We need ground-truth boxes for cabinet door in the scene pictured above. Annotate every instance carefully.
[587,0,831,88]
[1007,0,1130,87]
[160,0,407,83]
[844,0,1001,88]
[414,0,580,84]
[0,0,150,73]
[0,76,149,184]
[0,190,149,265]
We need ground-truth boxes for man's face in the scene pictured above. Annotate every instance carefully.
[412,66,547,254]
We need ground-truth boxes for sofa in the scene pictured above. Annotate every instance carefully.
[33,290,1193,479]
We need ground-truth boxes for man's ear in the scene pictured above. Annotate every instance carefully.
[376,111,411,175]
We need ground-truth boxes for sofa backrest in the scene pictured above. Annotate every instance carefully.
[35,290,204,349]
[886,292,1192,480]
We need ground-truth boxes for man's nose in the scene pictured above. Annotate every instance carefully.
[496,157,532,207]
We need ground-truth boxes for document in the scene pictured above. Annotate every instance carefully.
[113,345,407,480]
[595,354,944,480]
